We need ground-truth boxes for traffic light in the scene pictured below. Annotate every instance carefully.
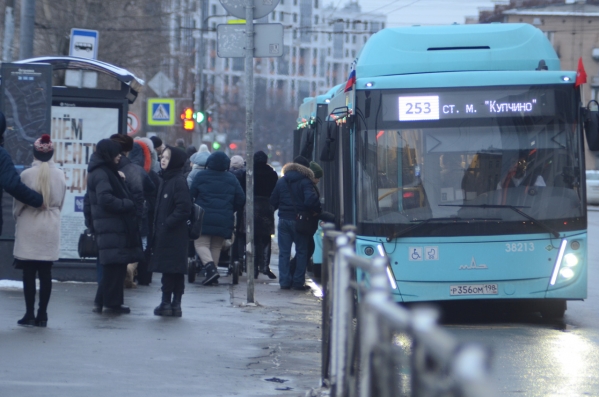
[229,142,238,150]
[180,107,195,131]
[206,114,213,133]
[193,111,205,124]
[212,142,221,150]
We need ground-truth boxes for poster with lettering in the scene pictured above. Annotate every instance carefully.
[51,105,119,259]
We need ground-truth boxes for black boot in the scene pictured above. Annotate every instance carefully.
[201,262,220,285]
[154,292,173,316]
[17,313,36,327]
[35,311,48,327]
[172,293,182,317]
[264,267,277,279]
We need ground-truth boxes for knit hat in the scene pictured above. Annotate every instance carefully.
[33,134,54,162]
[198,144,210,154]
[149,136,163,150]
[230,155,245,170]
[309,161,323,179]
[254,150,268,164]
[110,133,134,153]
[293,155,310,168]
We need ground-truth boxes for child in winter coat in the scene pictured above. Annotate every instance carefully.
[149,146,192,317]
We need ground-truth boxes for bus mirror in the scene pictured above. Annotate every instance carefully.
[583,100,599,150]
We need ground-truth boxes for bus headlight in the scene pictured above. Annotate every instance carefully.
[559,267,575,280]
[563,253,579,267]
[386,265,398,290]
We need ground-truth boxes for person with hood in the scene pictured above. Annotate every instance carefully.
[253,151,279,279]
[149,146,191,317]
[229,155,246,269]
[183,145,196,176]
[187,144,210,187]
[110,134,154,288]
[0,112,43,236]
[129,139,161,285]
[270,155,321,290]
[190,151,245,285]
[84,139,143,314]
[13,134,66,327]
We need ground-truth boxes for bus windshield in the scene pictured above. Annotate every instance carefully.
[356,85,584,237]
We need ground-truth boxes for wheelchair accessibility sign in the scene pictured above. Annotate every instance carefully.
[409,246,439,261]
[147,98,175,126]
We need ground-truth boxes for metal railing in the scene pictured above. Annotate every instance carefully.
[320,224,493,397]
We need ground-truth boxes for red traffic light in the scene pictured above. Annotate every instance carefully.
[229,142,238,150]
[181,107,195,131]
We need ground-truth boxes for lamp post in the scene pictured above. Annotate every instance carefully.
[194,10,227,142]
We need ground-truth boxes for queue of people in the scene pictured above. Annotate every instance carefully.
[3,124,327,326]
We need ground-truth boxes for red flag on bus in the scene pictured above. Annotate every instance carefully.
[575,57,587,87]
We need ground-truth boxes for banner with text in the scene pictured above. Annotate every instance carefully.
[51,106,119,259]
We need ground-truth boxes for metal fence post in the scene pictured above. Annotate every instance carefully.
[321,223,336,385]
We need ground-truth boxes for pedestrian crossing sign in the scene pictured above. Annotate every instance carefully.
[147,98,175,126]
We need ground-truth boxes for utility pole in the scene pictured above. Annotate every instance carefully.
[245,0,255,303]
[194,0,207,142]
[19,0,35,60]
[2,0,15,62]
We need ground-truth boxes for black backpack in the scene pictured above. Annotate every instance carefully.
[188,203,204,240]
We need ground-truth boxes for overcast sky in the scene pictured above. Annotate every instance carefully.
[323,0,498,27]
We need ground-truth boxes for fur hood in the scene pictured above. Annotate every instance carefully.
[137,137,160,173]
[282,162,314,180]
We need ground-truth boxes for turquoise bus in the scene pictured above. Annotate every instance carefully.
[323,23,598,319]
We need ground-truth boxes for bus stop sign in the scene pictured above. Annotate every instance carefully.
[219,0,280,20]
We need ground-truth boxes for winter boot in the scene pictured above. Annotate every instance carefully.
[17,313,36,327]
[264,267,277,279]
[154,292,173,316]
[201,262,220,285]
[171,293,183,317]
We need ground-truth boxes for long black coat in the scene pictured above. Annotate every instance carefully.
[254,161,278,234]
[84,152,143,265]
[149,147,191,274]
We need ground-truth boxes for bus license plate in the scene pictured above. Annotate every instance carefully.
[449,284,498,296]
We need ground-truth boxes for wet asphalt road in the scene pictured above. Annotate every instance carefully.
[434,208,599,396]
[0,263,323,397]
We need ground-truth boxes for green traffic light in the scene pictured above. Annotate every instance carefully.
[212,142,221,150]
[194,111,205,124]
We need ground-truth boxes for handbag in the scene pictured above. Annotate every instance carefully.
[78,229,98,258]
[188,203,205,240]
[285,179,319,236]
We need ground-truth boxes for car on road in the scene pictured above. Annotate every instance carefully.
[587,170,599,205]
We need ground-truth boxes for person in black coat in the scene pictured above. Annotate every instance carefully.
[110,134,156,288]
[149,146,192,317]
[190,151,245,285]
[253,151,279,279]
[270,156,321,290]
[84,139,143,314]
[0,112,43,235]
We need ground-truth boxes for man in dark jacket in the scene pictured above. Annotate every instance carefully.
[270,155,321,290]
[190,151,245,285]
[149,146,191,317]
[110,134,155,288]
[0,112,43,235]
[254,151,279,279]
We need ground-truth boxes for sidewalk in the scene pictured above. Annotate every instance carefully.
[0,261,324,397]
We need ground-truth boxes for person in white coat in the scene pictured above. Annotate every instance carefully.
[13,134,66,327]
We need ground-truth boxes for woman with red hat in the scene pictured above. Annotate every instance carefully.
[13,134,66,327]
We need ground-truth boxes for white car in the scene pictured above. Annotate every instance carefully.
[586,170,599,205]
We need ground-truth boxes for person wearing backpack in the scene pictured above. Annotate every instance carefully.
[149,146,192,317]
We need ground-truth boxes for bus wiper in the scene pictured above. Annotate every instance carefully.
[386,216,502,242]
[440,204,560,238]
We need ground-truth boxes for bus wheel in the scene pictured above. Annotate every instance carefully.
[540,299,567,320]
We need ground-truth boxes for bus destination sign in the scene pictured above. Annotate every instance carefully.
[383,87,555,122]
